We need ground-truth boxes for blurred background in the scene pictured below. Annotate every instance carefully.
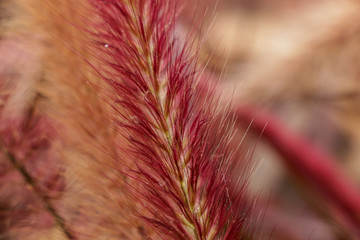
[183,0,360,239]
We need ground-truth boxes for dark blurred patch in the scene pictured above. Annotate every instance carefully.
[0,0,11,24]
[0,201,10,240]
[305,111,352,161]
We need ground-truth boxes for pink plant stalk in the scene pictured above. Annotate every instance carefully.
[235,106,360,236]
[89,0,254,239]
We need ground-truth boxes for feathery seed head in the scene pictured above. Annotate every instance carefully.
[89,0,255,239]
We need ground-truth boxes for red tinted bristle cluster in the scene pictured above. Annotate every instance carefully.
[0,116,70,238]
[0,69,69,238]
[89,0,253,239]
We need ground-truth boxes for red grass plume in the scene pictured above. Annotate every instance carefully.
[88,0,255,239]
